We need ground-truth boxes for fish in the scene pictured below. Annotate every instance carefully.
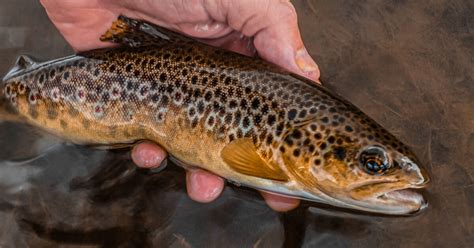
[0,15,429,215]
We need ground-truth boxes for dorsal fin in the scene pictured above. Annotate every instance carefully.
[3,55,39,81]
[100,15,192,47]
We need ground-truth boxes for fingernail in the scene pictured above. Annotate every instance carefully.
[295,48,319,76]
[149,159,168,173]
[194,23,209,32]
[194,22,221,32]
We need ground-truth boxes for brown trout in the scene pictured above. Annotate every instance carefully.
[0,16,429,215]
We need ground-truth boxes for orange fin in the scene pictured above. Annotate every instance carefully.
[100,15,191,47]
[221,138,289,182]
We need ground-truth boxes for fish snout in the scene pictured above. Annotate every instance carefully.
[400,157,430,188]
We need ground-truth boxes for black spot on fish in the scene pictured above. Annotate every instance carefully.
[211,78,218,87]
[192,88,201,98]
[93,68,101,77]
[207,115,215,126]
[161,95,169,105]
[345,125,354,132]
[254,114,262,125]
[291,130,302,139]
[251,98,260,110]
[261,104,269,114]
[197,101,205,114]
[39,74,45,84]
[242,116,251,129]
[266,135,273,146]
[314,159,321,166]
[276,123,284,136]
[308,144,315,153]
[240,99,248,108]
[228,100,238,109]
[151,94,160,103]
[181,69,189,77]
[298,109,307,118]
[244,86,252,94]
[234,111,242,126]
[293,149,301,157]
[199,77,208,86]
[319,142,327,150]
[63,71,70,80]
[333,147,346,160]
[224,113,233,124]
[186,76,198,87]
[160,73,167,82]
[267,115,276,126]
[108,64,116,73]
[288,109,297,120]
[155,62,162,70]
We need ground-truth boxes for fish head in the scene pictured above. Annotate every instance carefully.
[279,114,429,215]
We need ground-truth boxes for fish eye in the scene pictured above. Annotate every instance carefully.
[359,146,391,175]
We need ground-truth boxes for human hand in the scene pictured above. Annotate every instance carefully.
[41,0,320,211]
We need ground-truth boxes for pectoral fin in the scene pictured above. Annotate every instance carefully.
[221,139,289,182]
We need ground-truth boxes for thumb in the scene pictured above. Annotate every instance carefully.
[215,0,320,82]
[252,4,320,82]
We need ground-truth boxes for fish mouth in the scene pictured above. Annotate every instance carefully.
[375,188,427,212]
[346,182,428,215]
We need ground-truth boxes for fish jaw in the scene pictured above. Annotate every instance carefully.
[340,164,429,215]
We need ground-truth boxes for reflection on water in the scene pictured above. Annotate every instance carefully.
[1,0,473,247]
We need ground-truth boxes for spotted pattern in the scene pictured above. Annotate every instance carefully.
[1,18,417,174]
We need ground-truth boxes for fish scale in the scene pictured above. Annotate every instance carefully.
[0,15,429,215]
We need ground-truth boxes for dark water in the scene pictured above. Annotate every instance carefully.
[0,0,473,247]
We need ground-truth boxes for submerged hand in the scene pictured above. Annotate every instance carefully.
[41,0,320,211]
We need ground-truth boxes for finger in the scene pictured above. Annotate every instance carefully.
[186,169,225,203]
[131,141,167,169]
[260,191,300,212]
[199,31,257,57]
[203,0,320,82]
